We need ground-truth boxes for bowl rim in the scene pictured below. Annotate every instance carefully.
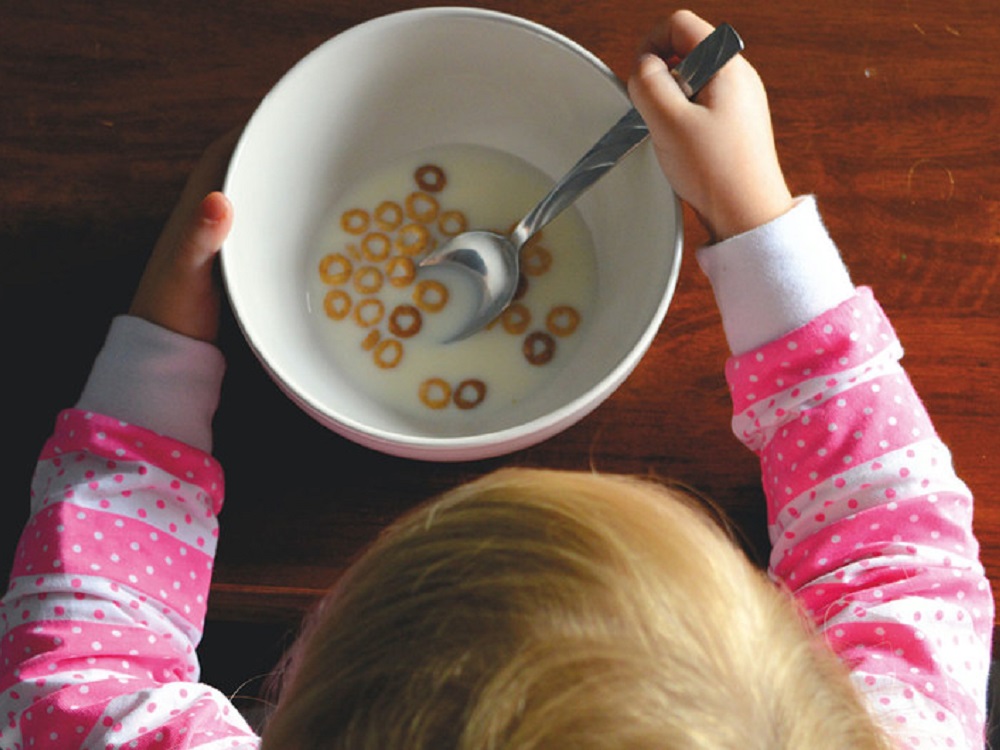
[221,6,683,461]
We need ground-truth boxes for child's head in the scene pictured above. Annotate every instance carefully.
[261,468,889,749]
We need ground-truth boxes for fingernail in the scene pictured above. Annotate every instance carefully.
[200,192,229,224]
[637,52,669,78]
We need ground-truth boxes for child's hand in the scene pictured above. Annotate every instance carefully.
[129,133,237,343]
[628,10,794,241]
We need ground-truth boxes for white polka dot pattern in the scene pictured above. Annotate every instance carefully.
[728,288,992,748]
[0,410,258,748]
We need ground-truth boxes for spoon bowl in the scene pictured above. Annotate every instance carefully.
[420,23,744,342]
[423,230,521,341]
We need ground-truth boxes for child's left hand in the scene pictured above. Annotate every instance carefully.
[129,132,237,343]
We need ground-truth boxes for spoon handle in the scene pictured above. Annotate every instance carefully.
[509,107,648,248]
[510,23,743,249]
[670,23,744,98]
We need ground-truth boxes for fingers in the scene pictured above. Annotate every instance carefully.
[129,188,234,343]
[628,10,718,132]
[128,130,242,343]
[167,129,240,226]
[187,129,241,197]
[628,51,692,137]
[641,9,716,61]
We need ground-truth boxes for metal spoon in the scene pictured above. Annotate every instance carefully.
[419,23,744,342]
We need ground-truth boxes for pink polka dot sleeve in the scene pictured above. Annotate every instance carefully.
[0,410,259,748]
[727,288,993,748]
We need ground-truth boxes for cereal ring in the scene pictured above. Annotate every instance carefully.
[415,164,446,192]
[374,201,404,232]
[388,304,423,338]
[318,253,353,285]
[521,244,553,276]
[352,265,384,295]
[500,302,531,334]
[386,256,417,288]
[361,329,381,351]
[353,298,385,328]
[373,339,403,369]
[437,210,467,237]
[546,305,581,337]
[341,208,370,235]
[454,379,487,409]
[395,223,431,256]
[412,279,449,313]
[323,289,352,320]
[361,232,392,262]
[418,378,451,410]
[523,331,556,366]
[405,191,439,224]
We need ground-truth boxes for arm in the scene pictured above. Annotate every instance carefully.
[0,137,260,748]
[630,11,992,747]
[704,207,992,748]
[1,407,256,748]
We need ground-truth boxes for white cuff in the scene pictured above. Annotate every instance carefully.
[76,316,226,452]
[695,196,855,355]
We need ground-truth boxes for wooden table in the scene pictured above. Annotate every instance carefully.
[2,0,997,651]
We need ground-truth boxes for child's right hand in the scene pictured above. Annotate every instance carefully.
[129,132,237,343]
[628,10,794,241]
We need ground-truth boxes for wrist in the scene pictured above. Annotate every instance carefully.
[696,196,854,354]
[710,182,794,242]
[76,316,226,451]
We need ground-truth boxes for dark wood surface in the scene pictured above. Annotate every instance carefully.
[2,0,997,651]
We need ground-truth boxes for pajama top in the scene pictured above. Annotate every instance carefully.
[0,197,991,748]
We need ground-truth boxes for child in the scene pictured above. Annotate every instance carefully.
[0,9,991,749]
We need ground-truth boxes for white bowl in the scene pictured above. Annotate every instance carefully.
[222,7,681,461]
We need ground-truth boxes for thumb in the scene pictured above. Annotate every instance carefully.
[176,192,234,271]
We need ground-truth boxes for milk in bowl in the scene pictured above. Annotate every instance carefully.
[305,144,598,435]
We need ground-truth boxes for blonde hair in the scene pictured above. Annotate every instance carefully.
[261,468,890,749]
